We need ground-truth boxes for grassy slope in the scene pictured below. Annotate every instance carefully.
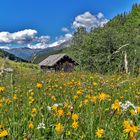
[0,57,40,74]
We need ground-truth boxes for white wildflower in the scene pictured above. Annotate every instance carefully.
[37,122,45,129]
[47,106,51,111]
[53,103,63,107]
[121,100,136,112]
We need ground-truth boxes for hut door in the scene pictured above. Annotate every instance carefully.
[63,62,74,72]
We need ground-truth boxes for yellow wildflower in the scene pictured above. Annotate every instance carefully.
[36,83,42,89]
[6,99,11,105]
[83,99,89,105]
[72,113,79,121]
[76,90,82,96]
[73,95,78,101]
[64,102,69,108]
[0,87,5,93]
[31,92,34,96]
[13,94,17,101]
[51,95,56,101]
[0,130,8,138]
[32,108,37,114]
[120,96,124,100]
[91,96,96,103]
[123,120,139,139]
[96,128,105,138]
[86,95,91,99]
[56,109,64,117]
[77,81,81,86]
[55,123,64,133]
[72,121,78,129]
[93,82,97,86]
[67,111,71,116]
[98,92,106,102]
[29,96,34,103]
[28,122,34,129]
[52,105,58,111]
[111,100,121,111]
[130,109,137,116]
[0,103,2,108]
[137,107,140,113]
[24,137,28,140]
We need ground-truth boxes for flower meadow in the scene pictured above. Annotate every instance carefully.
[0,72,140,140]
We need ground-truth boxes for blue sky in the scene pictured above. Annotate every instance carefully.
[0,0,140,49]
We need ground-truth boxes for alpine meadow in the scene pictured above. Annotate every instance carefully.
[0,2,140,140]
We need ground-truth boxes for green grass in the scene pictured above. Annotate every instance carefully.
[0,58,140,139]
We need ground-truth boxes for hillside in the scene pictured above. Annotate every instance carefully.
[66,4,140,75]
[0,49,28,62]
[0,56,39,75]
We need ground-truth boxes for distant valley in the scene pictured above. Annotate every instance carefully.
[1,40,70,63]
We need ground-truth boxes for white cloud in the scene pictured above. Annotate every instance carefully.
[0,46,10,50]
[0,29,37,44]
[49,33,72,48]
[35,35,50,43]
[61,27,69,33]
[28,43,47,49]
[28,33,72,49]
[97,12,104,19]
[0,29,51,50]
[73,12,109,30]
[65,33,72,39]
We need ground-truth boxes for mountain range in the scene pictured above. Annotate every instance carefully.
[1,40,70,63]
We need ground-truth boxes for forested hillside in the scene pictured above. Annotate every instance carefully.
[66,4,140,75]
[0,49,27,62]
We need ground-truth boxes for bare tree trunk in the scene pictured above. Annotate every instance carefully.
[124,51,128,74]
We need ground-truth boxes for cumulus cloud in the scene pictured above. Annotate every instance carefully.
[0,29,51,49]
[35,35,50,43]
[28,33,73,49]
[49,33,72,47]
[61,27,69,33]
[0,29,37,44]
[73,12,109,30]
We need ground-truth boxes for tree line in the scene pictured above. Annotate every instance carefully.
[66,4,140,75]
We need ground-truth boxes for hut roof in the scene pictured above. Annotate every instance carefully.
[39,53,78,67]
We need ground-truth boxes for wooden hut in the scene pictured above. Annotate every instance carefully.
[39,53,79,72]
